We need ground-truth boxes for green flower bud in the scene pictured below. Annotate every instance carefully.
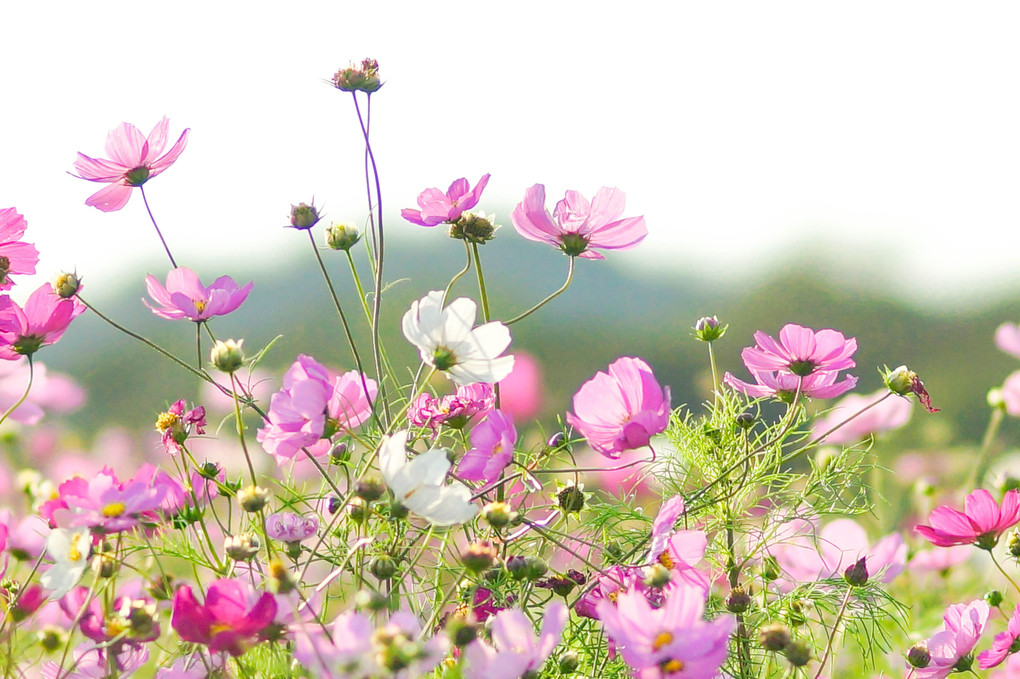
[461,541,498,574]
[370,554,398,580]
[985,589,1005,607]
[210,339,244,373]
[224,533,261,561]
[237,484,269,512]
[694,316,727,342]
[784,640,811,667]
[325,222,361,251]
[759,623,791,652]
[51,272,81,299]
[289,202,321,230]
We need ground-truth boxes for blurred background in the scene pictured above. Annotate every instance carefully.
[2,1,1020,453]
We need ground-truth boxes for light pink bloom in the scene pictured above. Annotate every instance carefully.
[566,357,671,459]
[72,117,189,212]
[0,208,39,290]
[597,580,733,678]
[408,383,495,431]
[810,388,913,444]
[911,600,989,679]
[458,410,516,483]
[769,518,906,587]
[740,323,857,377]
[0,284,85,360]
[511,184,647,259]
[42,643,148,679]
[144,267,252,322]
[497,352,543,420]
[1001,370,1020,417]
[644,496,711,593]
[462,602,567,679]
[265,511,318,543]
[916,489,1020,549]
[171,578,277,657]
[997,323,1020,359]
[909,545,972,573]
[990,654,1020,678]
[402,174,490,226]
[723,368,858,401]
[979,602,1020,669]
[0,358,85,424]
[54,467,167,534]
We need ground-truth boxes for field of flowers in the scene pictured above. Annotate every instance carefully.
[4,58,1020,679]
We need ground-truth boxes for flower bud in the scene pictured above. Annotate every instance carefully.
[237,484,269,512]
[289,202,321,230]
[461,541,498,574]
[784,640,811,667]
[726,586,752,613]
[210,339,244,373]
[985,589,1004,607]
[558,651,580,674]
[51,272,81,299]
[1008,530,1020,558]
[330,442,349,464]
[370,554,398,580]
[38,626,65,652]
[643,563,672,589]
[989,387,1007,409]
[759,623,791,652]
[843,557,869,587]
[325,222,362,251]
[348,497,368,524]
[199,462,222,480]
[224,533,261,561]
[694,316,727,342]
[355,589,388,612]
[883,365,939,412]
[332,58,382,93]
[481,501,514,528]
[125,600,159,638]
[557,484,586,514]
[761,556,781,582]
[786,599,807,627]
[448,211,497,244]
[537,574,579,597]
[735,411,756,429]
[355,472,386,503]
[907,642,931,668]
[147,574,175,601]
[388,498,409,521]
[547,431,567,450]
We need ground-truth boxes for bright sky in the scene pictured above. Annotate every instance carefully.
[3,2,1020,305]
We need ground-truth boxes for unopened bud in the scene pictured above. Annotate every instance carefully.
[52,272,81,299]
[332,58,382,93]
[784,640,811,667]
[547,431,567,450]
[843,557,869,587]
[325,222,361,251]
[726,586,752,613]
[558,651,580,674]
[237,484,268,512]
[985,589,1005,607]
[481,501,514,528]
[461,541,498,574]
[370,554,398,580]
[210,339,244,373]
[329,442,349,464]
[268,559,296,594]
[289,202,321,230]
[761,556,781,582]
[348,497,368,524]
[907,642,931,668]
[735,411,756,429]
[643,563,672,589]
[224,533,261,561]
[355,589,388,612]
[38,626,65,652]
[694,316,727,342]
[355,472,386,503]
[759,623,791,651]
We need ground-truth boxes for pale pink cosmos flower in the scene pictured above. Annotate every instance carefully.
[916,489,1020,549]
[979,602,1020,669]
[265,511,318,543]
[72,117,190,212]
[909,545,972,574]
[990,654,1020,678]
[41,643,149,679]
[53,467,167,534]
[1001,370,1020,417]
[566,357,671,459]
[741,323,857,377]
[0,284,85,360]
[724,368,858,401]
[597,580,733,678]
[462,602,567,679]
[457,410,516,483]
[511,184,647,259]
[402,174,490,226]
[0,208,39,290]
[810,388,913,444]
[144,267,252,322]
[997,323,1020,359]
[0,358,85,425]
[910,600,989,679]
[408,383,495,431]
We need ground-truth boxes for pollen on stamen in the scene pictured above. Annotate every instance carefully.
[102,502,126,517]
[661,659,685,672]
[652,631,674,650]
[658,550,675,569]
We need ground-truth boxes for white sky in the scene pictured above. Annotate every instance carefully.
[3,2,1020,305]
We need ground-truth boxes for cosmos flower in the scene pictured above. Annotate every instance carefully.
[72,117,189,212]
[910,600,989,679]
[171,579,277,657]
[0,284,85,360]
[378,430,477,526]
[402,174,490,226]
[457,410,516,483]
[916,489,1020,549]
[0,208,38,290]
[462,602,567,679]
[144,267,252,322]
[740,324,857,377]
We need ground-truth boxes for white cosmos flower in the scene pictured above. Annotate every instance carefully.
[40,528,91,598]
[402,291,514,386]
[379,430,478,526]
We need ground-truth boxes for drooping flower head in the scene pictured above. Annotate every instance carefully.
[0,208,38,291]
[144,267,252,322]
[510,184,647,259]
[265,511,318,543]
[72,117,190,212]
[402,291,513,386]
[566,357,671,459]
[0,284,85,360]
[402,174,490,227]
[331,58,382,93]
[909,600,989,678]
[916,489,1020,550]
[171,578,277,657]
[457,410,517,483]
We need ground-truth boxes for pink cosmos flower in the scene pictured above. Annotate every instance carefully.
[810,388,913,444]
[156,398,206,454]
[566,357,671,459]
[265,511,318,543]
[408,383,495,430]
[910,600,989,679]
[497,352,543,420]
[916,489,1020,549]
[740,324,857,377]
[0,358,85,425]
[909,545,972,574]
[457,410,517,483]
[72,117,190,212]
[401,174,490,226]
[0,208,39,290]
[997,323,1020,359]
[41,643,149,679]
[171,578,277,657]
[1001,370,1020,417]
[0,284,85,360]
[510,184,647,259]
[990,654,1020,679]
[724,368,858,401]
[144,267,252,322]
[53,467,167,534]
[597,580,733,678]
[979,602,1020,669]
[462,602,567,679]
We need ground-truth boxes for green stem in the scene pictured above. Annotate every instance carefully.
[0,356,33,427]
[813,587,853,679]
[443,242,474,305]
[989,550,1020,597]
[505,256,574,325]
[471,243,491,323]
[971,407,1005,489]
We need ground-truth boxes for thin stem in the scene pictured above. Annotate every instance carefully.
[139,185,178,268]
[345,249,373,323]
[230,373,258,486]
[970,406,1005,489]
[0,356,33,427]
[813,587,853,679]
[989,550,1020,597]
[195,322,203,370]
[505,256,574,325]
[443,242,474,305]
[471,243,492,322]
[708,342,720,404]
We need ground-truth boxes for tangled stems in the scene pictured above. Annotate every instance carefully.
[139,185,178,269]
[813,587,854,679]
[505,256,575,325]
[0,355,32,428]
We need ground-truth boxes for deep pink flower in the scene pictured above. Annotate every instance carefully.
[144,267,252,322]
[72,117,190,212]
[408,383,495,431]
[910,600,989,679]
[402,174,490,226]
[457,410,517,483]
[171,579,277,657]
[0,284,85,359]
[156,398,206,454]
[511,184,647,259]
[810,388,913,444]
[597,580,733,678]
[979,603,1020,669]
[566,357,671,459]
[916,489,1020,549]
[0,208,39,290]
[740,324,857,377]
[462,602,567,679]
[497,352,543,420]
[723,368,858,401]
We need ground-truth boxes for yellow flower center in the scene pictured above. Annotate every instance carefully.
[68,534,84,562]
[653,631,674,651]
[662,659,685,672]
[105,618,128,638]
[658,550,675,569]
[155,412,179,432]
[194,300,207,314]
[102,502,126,517]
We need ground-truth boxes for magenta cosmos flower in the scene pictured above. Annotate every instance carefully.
[979,602,1020,669]
[0,284,85,360]
[0,208,38,291]
[72,117,190,212]
[402,174,490,226]
[457,410,517,483]
[408,383,495,431]
[916,489,1020,550]
[510,184,647,259]
[741,323,857,377]
[144,267,252,322]
[910,600,989,679]
[566,357,670,459]
[171,578,277,657]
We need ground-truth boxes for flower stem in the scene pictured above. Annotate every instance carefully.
[442,242,474,306]
[505,256,574,325]
[970,406,1005,490]
[471,243,492,323]
[990,550,1020,597]
[813,586,853,679]
[139,185,178,268]
[0,356,33,427]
